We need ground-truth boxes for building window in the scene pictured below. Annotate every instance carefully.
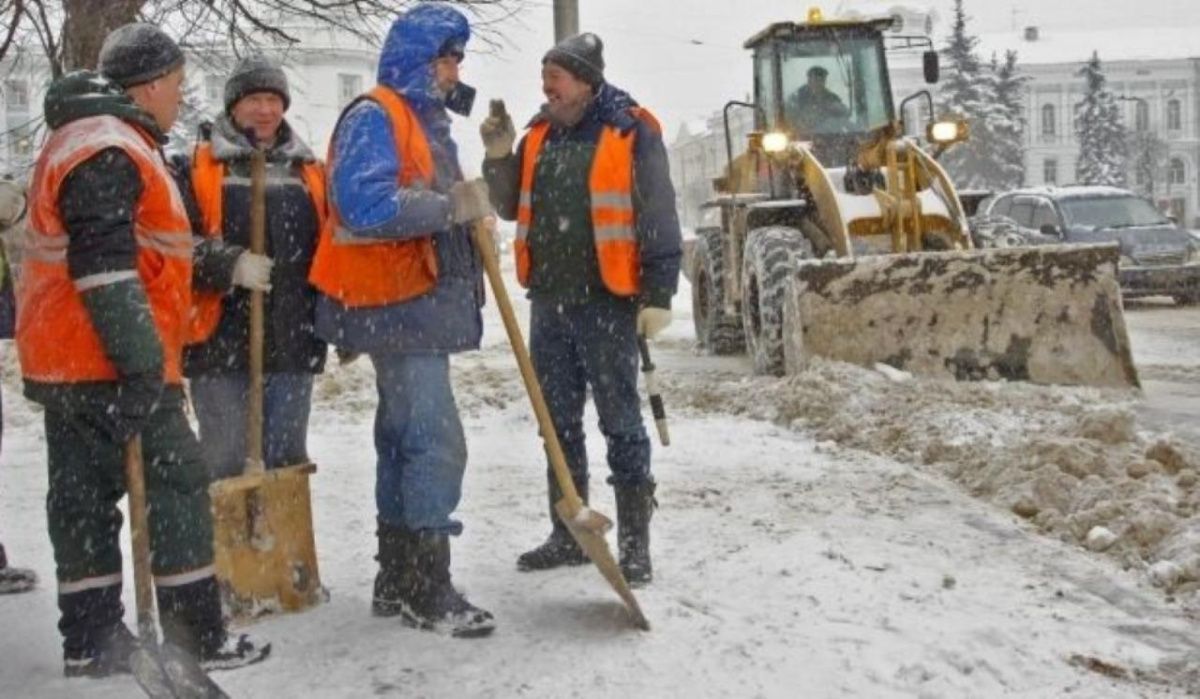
[4,79,29,112]
[7,123,34,157]
[1043,158,1058,185]
[1040,104,1055,136]
[1134,100,1149,132]
[1168,158,1186,185]
[205,75,224,108]
[338,73,362,107]
[1166,99,1181,131]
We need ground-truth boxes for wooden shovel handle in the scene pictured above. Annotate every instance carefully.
[246,148,266,474]
[470,221,583,510]
[124,436,158,644]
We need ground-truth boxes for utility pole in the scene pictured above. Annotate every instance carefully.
[553,0,579,42]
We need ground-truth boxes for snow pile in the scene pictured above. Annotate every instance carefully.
[668,359,1200,597]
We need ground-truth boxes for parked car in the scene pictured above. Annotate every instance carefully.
[974,186,1200,305]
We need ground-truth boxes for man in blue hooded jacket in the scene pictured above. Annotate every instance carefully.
[482,33,682,585]
[308,4,494,638]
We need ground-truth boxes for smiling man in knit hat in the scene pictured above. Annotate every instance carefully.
[481,32,682,585]
[16,22,268,678]
[172,53,327,485]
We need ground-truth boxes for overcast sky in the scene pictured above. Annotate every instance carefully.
[452,0,1200,173]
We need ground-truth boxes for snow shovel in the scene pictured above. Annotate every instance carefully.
[470,219,649,631]
[209,138,322,618]
[125,436,229,698]
[636,335,669,447]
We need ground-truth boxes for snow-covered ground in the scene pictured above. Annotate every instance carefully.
[2,263,1199,697]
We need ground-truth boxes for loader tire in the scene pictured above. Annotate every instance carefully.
[691,229,745,355]
[741,226,811,375]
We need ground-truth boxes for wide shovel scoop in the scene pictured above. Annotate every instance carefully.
[125,437,229,698]
[471,220,649,630]
[208,139,322,619]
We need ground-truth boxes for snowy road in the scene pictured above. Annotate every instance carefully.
[2,274,1199,697]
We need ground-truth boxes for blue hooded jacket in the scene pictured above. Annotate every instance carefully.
[314,4,482,354]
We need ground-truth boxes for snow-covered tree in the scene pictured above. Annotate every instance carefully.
[987,49,1029,189]
[1074,52,1127,187]
[936,0,1010,189]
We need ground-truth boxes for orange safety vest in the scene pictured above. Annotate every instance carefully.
[308,86,438,308]
[187,140,327,343]
[514,107,661,296]
[17,115,193,385]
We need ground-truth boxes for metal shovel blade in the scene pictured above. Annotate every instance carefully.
[556,500,650,631]
[131,642,229,699]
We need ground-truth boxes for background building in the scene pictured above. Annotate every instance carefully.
[0,24,379,176]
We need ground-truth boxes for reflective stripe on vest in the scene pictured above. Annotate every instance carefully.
[187,141,327,343]
[17,115,193,385]
[514,108,660,296]
[307,86,438,308]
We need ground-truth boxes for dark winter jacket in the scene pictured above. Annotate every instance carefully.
[484,82,682,310]
[172,114,327,375]
[314,5,483,355]
[21,71,173,421]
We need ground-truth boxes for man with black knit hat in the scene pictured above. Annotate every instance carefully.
[482,32,682,585]
[17,22,269,679]
[173,53,326,483]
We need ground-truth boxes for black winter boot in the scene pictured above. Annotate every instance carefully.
[372,519,409,617]
[156,575,271,671]
[614,481,657,586]
[59,583,137,678]
[0,543,36,594]
[400,531,495,638]
[516,472,588,571]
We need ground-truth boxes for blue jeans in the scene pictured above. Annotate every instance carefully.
[369,352,466,535]
[190,373,314,480]
[529,297,651,487]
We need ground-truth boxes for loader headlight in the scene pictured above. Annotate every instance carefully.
[927,119,968,144]
[762,131,790,153]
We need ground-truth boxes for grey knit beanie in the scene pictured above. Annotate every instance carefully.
[224,54,290,113]
[99,23,185,88]
[543,32,605,88]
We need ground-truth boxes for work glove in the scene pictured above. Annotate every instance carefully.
[98,373,164,444]
[480,99,516,159]
[450,178,492,224]
[232,252,273,291]
[636,307,672,340]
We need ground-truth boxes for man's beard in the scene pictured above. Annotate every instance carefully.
[544,91,592,128]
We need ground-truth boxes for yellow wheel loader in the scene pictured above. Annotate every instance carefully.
[686,10,1138,387]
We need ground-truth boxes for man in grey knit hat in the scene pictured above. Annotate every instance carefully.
[172,52,326,487]
[482,32,681,586]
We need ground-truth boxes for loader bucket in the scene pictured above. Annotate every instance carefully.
[781,244,1139,388]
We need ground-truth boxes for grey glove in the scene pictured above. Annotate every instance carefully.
[450,178,492,224]
[480,99,516,159]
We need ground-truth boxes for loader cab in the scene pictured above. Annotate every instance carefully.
[749,20,897,158]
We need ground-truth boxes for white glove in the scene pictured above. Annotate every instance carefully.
[636,307,672,340]
[480,99,516,159]
[450,178,492,224]
[232,252,273,292]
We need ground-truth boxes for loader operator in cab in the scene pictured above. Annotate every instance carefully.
[788,65,849,134]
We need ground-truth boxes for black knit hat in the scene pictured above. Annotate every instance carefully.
[224,54,290,113]
[98,23,185,88]
[543,32,605,88]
